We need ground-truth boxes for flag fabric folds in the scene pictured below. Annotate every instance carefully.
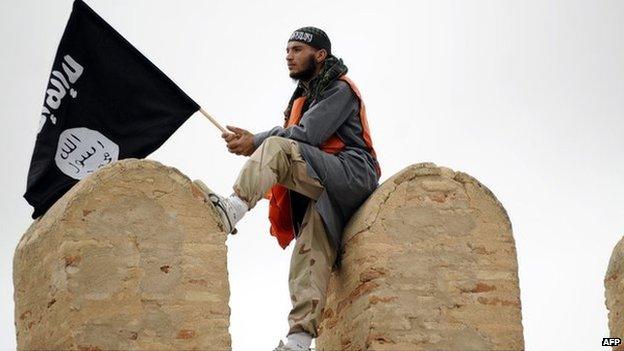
[24,0,200,218]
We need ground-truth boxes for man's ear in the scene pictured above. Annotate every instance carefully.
[315,49,328,63]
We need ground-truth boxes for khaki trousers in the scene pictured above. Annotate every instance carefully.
[232,136,337,337]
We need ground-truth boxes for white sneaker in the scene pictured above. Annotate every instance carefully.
[193,180,246,234]
[273,340,311,351]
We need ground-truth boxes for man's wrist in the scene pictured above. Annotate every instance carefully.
[252,132,266,149]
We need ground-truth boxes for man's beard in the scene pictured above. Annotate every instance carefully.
[290,55,317,81]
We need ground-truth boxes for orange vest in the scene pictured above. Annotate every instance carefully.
[266,76,380,248]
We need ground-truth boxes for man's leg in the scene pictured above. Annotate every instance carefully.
[288,201,337,340]
[235,136,336,346]
[233,136,324,209]
[196,136,324,233]
[202,135,332,349]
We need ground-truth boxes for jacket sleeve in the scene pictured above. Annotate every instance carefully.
[252,81,359,148]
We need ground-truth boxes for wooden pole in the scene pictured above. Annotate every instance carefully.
[199,107,228,134]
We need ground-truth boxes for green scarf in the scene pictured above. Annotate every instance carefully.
[283,55,348,124]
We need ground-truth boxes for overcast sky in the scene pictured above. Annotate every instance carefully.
[1,0,623,350]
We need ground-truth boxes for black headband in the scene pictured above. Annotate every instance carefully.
[288,27,331,55]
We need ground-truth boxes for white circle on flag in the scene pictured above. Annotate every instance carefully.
[54,127,119,180]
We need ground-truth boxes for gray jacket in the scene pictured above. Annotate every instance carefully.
[253,79,379,264]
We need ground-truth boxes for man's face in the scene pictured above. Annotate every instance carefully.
[286,41,317,80]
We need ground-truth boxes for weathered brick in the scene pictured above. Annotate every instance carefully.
[13,159,231,350]
[317,163,524,350]
[605,235,624,350]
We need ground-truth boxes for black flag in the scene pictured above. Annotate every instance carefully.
[24,0,200,218]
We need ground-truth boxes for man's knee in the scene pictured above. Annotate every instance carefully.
[253,136,296,160]
[262,136,293,149]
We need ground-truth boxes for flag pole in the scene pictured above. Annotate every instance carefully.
[199,107,228,134]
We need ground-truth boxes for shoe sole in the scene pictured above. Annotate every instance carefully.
[192,180,238,235]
